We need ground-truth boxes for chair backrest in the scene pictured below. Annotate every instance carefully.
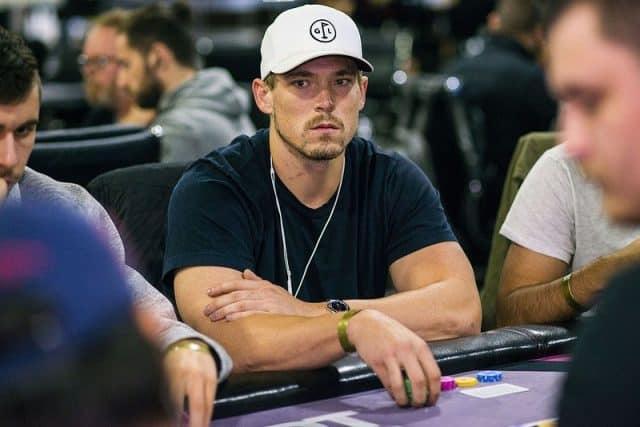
[424,75,493,269]
[87,162,189,290]
[382,73,447,183]
[28,127,161,187]
[480,132,557,330]
[35,124,145,143]
[39,82,89,130]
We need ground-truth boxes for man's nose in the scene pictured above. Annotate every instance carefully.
[116,68,127,89]
[559,107,592,160]
[0,134,18,169]
[315,85,336,112]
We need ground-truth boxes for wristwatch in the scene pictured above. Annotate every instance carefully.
[326,299,350,313]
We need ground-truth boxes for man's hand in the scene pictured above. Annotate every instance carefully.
[163,341,217,427]
[347,310,441,407]
[204,269,324,320]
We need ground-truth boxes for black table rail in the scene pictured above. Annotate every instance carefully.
[213,324,576,419]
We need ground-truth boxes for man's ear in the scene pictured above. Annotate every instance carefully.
[252,78,273,114]
[487,11,501,32]
[148,42,172,70]
[358,75,368,112]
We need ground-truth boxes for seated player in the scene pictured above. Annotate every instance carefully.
[0,25,226,426]
[0,202,172,426]
[164,5,480,407]
[80,9,155,126]
[546,0,640,424]
[114,2,255,162]
[496,143,640,326]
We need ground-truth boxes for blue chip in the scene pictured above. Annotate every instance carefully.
[476,371,502,383]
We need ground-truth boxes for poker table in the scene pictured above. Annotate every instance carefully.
[211,324,575,426]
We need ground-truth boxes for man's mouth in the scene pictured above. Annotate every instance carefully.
[310,122,340,130]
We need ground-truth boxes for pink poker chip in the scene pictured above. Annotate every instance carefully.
[440,376,457,391]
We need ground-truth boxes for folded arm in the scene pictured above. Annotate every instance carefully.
[497,239,640,326]
[201,242,480,342]
[176,265,351,372]
[347,241,480,340]
[175,266,442,407]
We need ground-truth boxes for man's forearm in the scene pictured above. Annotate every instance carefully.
[570,245,640,305]
[498,248,640,326]
[345,280,481,341]
[186,311,349,373]
[497,277,576,326]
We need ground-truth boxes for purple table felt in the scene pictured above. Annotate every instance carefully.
[213,370,565,427]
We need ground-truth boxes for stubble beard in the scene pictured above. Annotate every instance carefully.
[136,63,164,109]
[84,79,115,108]
[272,109,348,161]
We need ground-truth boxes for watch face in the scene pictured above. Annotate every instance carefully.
[327,299,350,312]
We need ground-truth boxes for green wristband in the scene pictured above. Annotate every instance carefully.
[337,309,362,353]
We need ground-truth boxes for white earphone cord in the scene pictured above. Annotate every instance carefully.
[270,156,345,297]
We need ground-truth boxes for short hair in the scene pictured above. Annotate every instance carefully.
[544,0,640,56]
[0,26,39,104]
[495,0,544,36]
[122,2,197,68]
[90,8,129,32]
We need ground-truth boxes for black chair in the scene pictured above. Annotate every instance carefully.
[383,73,447,184]
[28,127,161,187]
[39,81,89,130]
[87,162,189,289]
[35,124,145,143]
[423,74,494,273]
[386,73,491,274]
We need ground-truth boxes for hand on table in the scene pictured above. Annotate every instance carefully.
[347,310,441,407]
[164,341,217,427]
[204,269,324,320]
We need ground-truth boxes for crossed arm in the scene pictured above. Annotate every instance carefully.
[175,241,480,369]
[497,238,640,326]
[174,241,479,406]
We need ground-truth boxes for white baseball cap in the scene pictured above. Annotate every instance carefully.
[260,4,374,79]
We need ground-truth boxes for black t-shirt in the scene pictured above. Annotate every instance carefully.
[163,129,456,302]
[558,263,640,426]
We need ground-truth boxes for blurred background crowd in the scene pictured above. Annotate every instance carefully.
[2,0,554,286]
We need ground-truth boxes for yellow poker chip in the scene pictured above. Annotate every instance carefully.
[454,376,479,387]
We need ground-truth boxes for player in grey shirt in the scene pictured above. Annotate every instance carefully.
[0,25,228,426]
[497,144,640,326]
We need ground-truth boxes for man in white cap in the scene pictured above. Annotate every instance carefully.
[164,4,480,407]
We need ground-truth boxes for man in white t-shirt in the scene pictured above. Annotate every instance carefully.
[496,144,640,326]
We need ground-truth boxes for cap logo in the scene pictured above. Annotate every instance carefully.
[310,19,336,43]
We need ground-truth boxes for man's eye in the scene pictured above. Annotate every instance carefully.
[579,97,600,114]
[15,125,35,138]
[292,80,309,88]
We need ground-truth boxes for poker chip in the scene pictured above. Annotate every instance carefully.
[476,371,503,383]
[454,376,479,387]
[404,377,412,404]
[440,376,457,391]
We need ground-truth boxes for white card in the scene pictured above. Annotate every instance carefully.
[459,383,529,399]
